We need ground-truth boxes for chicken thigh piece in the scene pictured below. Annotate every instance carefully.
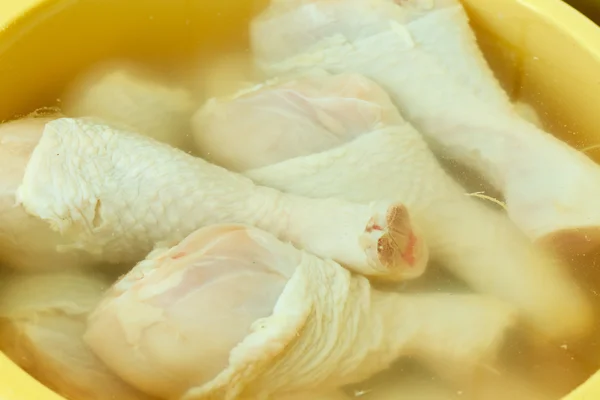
[193,72,592,341]
[62,61,196,152]
[84,224,516,400]
[251,0,600,255]
[0,117,96,271]
[14,117,427,281]
[0,270,151,400]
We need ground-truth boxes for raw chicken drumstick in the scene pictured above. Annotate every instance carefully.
[62,61,196,152]
[10,117,427,280]
[84,224,516,400]
[192,72,593,341]
[0,117,96,271]
[250,0,600,255]
[0,270,151,400]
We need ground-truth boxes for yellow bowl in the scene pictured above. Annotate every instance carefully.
[1,0,600,399]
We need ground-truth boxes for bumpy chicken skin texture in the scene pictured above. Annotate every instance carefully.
[193,72,593,341]
[13,117,427,281]
[85,224,515,400]
[251,0,600,256]
[0,118,97,271]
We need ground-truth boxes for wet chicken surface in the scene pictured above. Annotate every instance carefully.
[0,0,599,399]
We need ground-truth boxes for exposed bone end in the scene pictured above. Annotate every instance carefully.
[368,204,428,281]
[537,227,600,258]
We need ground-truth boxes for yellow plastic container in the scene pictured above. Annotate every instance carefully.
[1,0,600,399]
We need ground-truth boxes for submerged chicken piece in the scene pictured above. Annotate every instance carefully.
[13,117,427,281]
[276,391,349,400]
[199,51,260,100]
[0,117,96,270]
[251,0,600,255]
[0,270,151,400]
[62,61,196,151]
[357,380,458,400]
[514,101,544,129]
[193,72,592,341]
[501,332,598,399]
[84,224,516,400]
[355,370,556,400]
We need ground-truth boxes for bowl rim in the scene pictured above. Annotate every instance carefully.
[517,0,600,60]
[0,0,46,32]
[1,0,600,49]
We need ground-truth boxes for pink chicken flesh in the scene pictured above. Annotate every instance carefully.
[250,0,600,256]
[85,224,516,400]
[192,71,593,342]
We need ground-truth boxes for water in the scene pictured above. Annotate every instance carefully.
[1,0,600,399]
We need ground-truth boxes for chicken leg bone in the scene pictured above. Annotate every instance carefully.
[12,117,427,280]
[84,224,516,400]
[193,72,593,341]
[251,0,600,255]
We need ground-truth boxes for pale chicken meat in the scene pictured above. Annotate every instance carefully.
[192,72,593,341]
[84,224,516,400]
[0,117,96,271]
[514,101,544,129]
[193,71,393,172]
[62,61,196,152]
[250,0,600,255]
[0,270,151,400]
[10,117,427,280]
